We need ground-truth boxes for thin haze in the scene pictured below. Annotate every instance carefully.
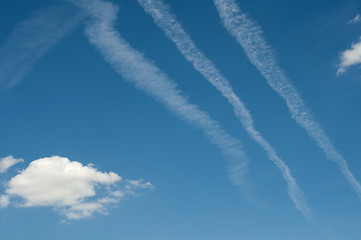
[137,0,314,221]
[0,5,84,90]
[69,0,256,202]
[213,0,361,200]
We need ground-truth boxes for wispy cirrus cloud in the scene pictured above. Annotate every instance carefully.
[2,156,152,220]
[337,37,361,74]
[214,0,361,202]
[137,0,314,221]
[347,13,361,25]
[0,5,84,90]
[0,156,24,173]
[69,0,256,202]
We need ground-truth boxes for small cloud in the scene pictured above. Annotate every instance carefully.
[0,195,9,208]
[2,156,152,220]
[0,156,24,173]
[337,37,361,75]
[347,14,361,25]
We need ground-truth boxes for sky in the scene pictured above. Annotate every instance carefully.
[0,0,361,239]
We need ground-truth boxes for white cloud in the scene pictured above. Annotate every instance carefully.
[0,156,24,173]
[2,156,152,220]
[63,202,105,220]
[0,195,9,208]
[347,14,361,25]
[338,37,361,74]
[6,156,120,206]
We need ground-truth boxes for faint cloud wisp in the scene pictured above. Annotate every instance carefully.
[347,13,361,25]
[0,5,84,90]
[337,37,361,75]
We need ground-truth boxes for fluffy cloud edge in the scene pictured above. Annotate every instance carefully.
[1,156,153,220]
[0,156,24,173]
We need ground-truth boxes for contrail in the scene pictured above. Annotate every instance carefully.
[137,0,314,221]
[69,0,256,202]
[214,0,361,200]
[0,5,84,90]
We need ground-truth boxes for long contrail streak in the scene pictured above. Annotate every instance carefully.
[213,0,361,200]
[69,0,256,202]
[137,0,314,221]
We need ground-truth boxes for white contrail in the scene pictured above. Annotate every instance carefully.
[68,0,256,202]
[0,5,84,90]
[137,0,314,221]
[214,0,361,200]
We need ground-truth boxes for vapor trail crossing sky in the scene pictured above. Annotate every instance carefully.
[213,0,361,201]
[1,0,361,238]
[138,0,314,221]
[69,0,257,202]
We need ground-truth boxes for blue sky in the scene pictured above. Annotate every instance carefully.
[0,0,361,239]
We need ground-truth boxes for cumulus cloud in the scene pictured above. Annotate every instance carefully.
[338,37,361,74]
[0,156,24,173]
[2,156,152,220]
[347,14,361,25]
